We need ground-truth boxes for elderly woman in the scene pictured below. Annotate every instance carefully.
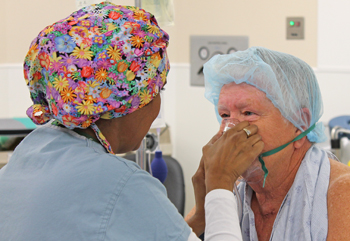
[196,47,350,240]
[0,3,264,241]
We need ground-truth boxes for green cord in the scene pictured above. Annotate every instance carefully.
[258,156,269,187]
[258,123,316,188]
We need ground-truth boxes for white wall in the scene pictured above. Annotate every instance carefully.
[0,65,32,118]
[316,70,350,123]
[316,0,350,136]
[318,0,350,69]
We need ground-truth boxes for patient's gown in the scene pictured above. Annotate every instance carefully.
[238,145,329,241]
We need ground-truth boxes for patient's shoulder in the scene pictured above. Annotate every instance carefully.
[327,159,350,210]
[327,159,350,240]
[329,158,350,191]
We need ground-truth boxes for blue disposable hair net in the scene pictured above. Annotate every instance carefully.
[203,46,326,143]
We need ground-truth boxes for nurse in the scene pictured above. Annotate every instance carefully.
[0,3,263,241]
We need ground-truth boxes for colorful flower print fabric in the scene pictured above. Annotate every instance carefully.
[24,2,170,130]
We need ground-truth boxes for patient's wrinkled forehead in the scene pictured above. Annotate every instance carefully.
[219,82,269,105]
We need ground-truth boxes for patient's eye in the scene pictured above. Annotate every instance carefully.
[220,113,230,118]
[243,111,254,116]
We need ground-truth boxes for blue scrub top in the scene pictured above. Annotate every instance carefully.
[0,124,191,241]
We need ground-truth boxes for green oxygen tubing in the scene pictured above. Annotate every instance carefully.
[258,123,316,187]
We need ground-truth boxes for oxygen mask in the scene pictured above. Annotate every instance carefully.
[221,118,265,184]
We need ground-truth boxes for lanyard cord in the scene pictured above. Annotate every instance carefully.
[258,123,316,187]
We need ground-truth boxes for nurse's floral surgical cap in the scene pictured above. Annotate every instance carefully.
[24,2,169,132]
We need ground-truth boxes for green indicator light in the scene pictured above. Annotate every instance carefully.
[290,21,295,26]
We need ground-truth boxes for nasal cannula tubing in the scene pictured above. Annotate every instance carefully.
[222,118,242,218]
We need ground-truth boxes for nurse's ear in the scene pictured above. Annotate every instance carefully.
[293,108,311,149]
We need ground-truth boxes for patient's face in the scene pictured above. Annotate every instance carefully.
[217,82,298,179]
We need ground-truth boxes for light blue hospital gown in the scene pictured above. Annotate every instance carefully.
[238,145,330,241]
[0,124,191,241]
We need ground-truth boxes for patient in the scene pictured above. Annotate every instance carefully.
[189,47,350,241]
